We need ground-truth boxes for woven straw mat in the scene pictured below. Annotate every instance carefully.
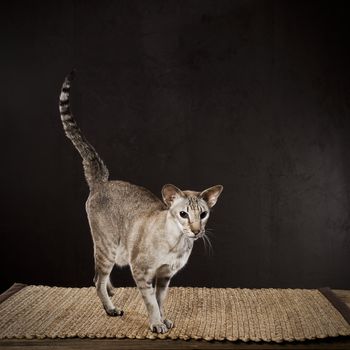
[0,286,349,342]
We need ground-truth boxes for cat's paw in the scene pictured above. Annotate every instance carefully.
[163,319,174,329]
[150,323,168,334]
[105,307,124,317]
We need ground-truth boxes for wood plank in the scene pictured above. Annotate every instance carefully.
[333,290,350,308]
[1,338,350,349]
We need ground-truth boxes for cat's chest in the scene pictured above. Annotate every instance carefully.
[163,246,192,274]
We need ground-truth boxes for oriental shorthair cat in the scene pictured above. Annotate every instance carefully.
[59,72,223,333]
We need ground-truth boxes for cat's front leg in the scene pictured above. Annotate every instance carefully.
[131,267,168,333]
[155,276,174,329]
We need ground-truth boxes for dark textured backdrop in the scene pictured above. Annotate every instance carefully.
[1,0,350,293]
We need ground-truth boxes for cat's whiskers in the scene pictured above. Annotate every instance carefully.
[201,230,213,255]
[201,233,208,252]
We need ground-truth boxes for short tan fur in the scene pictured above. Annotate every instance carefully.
[59,72,223,333]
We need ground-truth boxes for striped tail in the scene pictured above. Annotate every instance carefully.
[59,71,109,189]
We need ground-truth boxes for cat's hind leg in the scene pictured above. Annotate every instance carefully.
[107,278,114,297]
[94,269,114,297]
[88,213,122,316]
[95,260,123,316]
[93,233,123,316]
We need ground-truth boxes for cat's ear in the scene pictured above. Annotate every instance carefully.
[200,185,223,208]
[162,184,184,207]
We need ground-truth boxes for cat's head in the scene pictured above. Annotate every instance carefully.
[162,184,223,239]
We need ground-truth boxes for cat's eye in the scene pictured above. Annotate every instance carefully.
[179,211,188,219]
[200,211,208,219]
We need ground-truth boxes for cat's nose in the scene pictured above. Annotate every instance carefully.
[192,229,200,235]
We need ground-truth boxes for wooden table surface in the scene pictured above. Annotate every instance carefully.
[0,290,349,350]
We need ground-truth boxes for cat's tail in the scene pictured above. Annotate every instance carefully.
[59,71,109,189]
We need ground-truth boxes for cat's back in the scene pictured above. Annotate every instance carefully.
[86,180,165,216]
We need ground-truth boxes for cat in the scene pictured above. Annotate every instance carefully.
[59,71,223,333]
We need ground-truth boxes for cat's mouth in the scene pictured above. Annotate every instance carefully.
[184,231,203,240]
[194,231,205,240]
